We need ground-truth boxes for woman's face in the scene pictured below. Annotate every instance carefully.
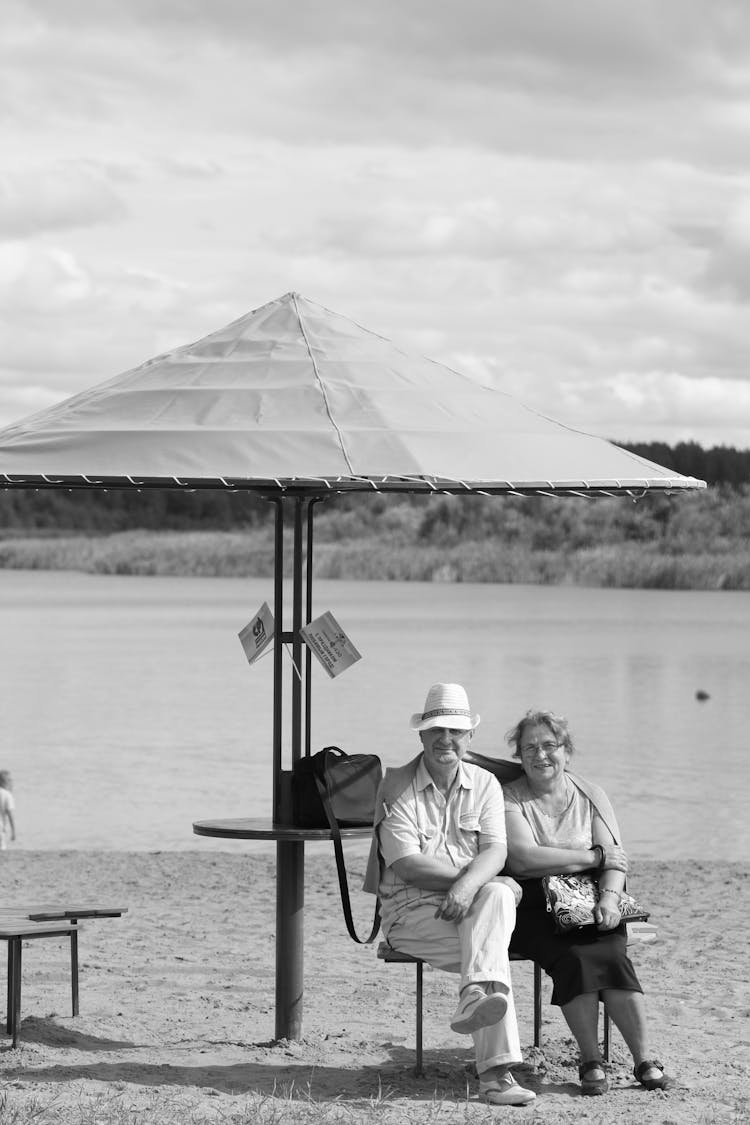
[518,722,569,784]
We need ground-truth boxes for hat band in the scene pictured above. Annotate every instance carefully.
[422,707,471,720]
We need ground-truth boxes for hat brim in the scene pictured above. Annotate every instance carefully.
[409,713,481,732]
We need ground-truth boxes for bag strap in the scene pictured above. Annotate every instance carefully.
[313,767,381,945]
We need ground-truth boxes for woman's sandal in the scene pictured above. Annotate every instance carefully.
[633,1059,674,1091]
[579,1059,608,1096]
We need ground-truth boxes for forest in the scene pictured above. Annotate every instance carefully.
[0,440,749,589]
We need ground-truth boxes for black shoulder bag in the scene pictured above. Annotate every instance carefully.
[292,746,382,944]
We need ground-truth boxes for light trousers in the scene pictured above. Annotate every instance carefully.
[384,881,522,1073]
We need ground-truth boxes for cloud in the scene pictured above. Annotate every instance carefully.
[156,156,225,180]
[694,195,750,299]
[290,186,665,261]
[0,242,94,309]
[6,1,750,164]
[0,243,203,424]
[569,370,750,445]
[18,0,750,87]
[0,164,127,238]
[1,1,749,448]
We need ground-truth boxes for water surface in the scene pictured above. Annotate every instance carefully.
[0,570,745,859]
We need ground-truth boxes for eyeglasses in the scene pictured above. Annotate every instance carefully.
[520,740,561,755]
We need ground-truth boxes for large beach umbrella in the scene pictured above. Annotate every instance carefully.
[0,291,705,1038]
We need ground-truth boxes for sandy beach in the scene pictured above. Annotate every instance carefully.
[0,847,748,1124]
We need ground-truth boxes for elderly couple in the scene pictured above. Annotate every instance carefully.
[366,683,673,1107]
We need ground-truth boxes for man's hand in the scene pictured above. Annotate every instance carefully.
[434,881,476,922]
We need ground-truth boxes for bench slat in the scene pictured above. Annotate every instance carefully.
[0,922,80,939]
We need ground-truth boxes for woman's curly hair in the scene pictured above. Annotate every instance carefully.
[505,710,575,759]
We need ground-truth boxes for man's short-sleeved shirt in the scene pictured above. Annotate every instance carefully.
[377,757,506,929]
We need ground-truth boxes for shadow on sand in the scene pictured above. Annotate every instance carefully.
[0,1033,566,1103]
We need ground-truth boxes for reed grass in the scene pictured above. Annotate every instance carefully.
[0,530,748,590]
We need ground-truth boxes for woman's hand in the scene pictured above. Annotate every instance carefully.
[599,844,629,873]
[594,890,622,931]
[491,874,523,906]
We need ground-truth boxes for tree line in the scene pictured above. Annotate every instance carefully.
[618,440,750,488]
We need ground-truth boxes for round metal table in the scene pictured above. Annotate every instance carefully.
[193,817,373,1039]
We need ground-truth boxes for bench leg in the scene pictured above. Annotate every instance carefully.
[414,961,424,1077]
[603,1007,611,1061]
[10,938,21,1048]
[533,962,542,1048]
[70,926,79,1017]
[6,941,12,1036]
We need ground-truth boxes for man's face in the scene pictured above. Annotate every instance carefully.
[419,725,473,775]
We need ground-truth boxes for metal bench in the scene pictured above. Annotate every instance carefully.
[0,904,127,1047]
[378,923,655,1075]
[377,943,543,1076]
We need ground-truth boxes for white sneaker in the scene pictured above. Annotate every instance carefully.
[480,1072,537,1106]
[449,985,508,1035]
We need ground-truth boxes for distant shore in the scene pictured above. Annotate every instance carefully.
[1,529,749,589]
[0,850,747,1124]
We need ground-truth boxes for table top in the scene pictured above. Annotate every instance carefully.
[193,816,373,841]
[0,904,127,920]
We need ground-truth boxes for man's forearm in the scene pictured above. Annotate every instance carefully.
[391,853,467,890]
[451,844,507,897]
[392,844,506,894]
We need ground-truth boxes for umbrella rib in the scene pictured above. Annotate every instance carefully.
[292,294,356,476]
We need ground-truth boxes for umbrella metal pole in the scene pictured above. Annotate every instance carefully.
[274,494,307,1040]
[291,497,304,766]
[304,498,316,757]
[271,497,284,825]
[275,835,304,1040]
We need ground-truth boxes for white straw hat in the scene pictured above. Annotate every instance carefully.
[409,683,480,732]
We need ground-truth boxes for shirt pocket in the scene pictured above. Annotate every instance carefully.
[458,815,482,852]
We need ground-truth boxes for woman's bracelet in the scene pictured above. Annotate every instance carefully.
[599,888,621,903]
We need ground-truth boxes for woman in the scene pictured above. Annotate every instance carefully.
[502,710,672,1095]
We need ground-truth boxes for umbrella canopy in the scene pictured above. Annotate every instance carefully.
[0,291,704,495]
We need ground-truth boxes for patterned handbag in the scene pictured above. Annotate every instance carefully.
[541,872,650,933]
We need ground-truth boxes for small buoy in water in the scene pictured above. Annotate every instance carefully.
[695,689,710,701]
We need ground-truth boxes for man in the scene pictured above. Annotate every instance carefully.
[366,683,536,1107]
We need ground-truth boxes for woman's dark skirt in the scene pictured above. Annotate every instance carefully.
[509,878,643,1007]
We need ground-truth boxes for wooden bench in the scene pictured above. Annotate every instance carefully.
[378,923,655,1076]
[0,904,127,1048]
[1,920,81,1048]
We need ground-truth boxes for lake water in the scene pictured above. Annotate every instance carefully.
[1,569,748,860]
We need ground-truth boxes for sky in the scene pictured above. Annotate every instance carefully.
[2,0,750,449]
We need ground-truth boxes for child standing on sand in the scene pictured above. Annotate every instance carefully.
[0,771,16,850]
